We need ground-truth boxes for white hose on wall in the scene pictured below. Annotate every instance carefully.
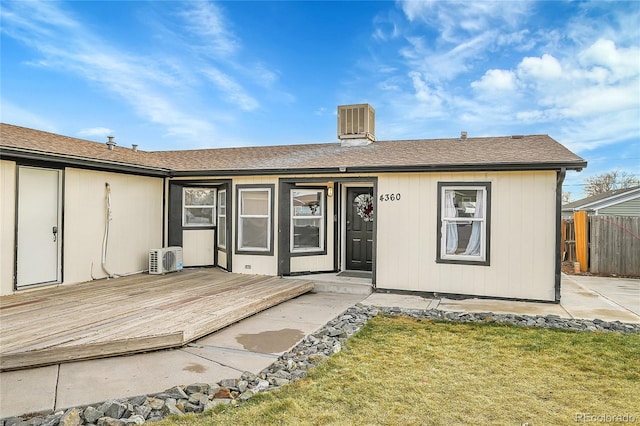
[102,182,116,278]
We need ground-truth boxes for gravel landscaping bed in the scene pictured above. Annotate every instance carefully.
[3,305,638,426]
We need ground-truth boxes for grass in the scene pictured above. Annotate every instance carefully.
[160,316,640,425]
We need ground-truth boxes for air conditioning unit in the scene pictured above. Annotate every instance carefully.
[337,104,375,143]
[149,247,183,275]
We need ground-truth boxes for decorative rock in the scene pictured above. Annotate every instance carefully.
[156,386,188,400]
[145,397,164,411]
[218,379,237,388]
[253,380,270,393]
[272,377,290,387]
[237,380,248,393]
[97,417,126,426]
[101,401,126,420]
[213,388,232,399]
[188,392,210,406]
[160,399,183,417]
[184,383,210,395]
[132,405,151,420]
[60,408,82,426]
[125,415,145,425]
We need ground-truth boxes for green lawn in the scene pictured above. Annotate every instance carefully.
[160,316,640,425]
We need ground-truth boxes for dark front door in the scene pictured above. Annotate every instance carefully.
[346,187,373,271]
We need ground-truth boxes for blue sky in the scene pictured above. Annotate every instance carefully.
[1,1,638,199]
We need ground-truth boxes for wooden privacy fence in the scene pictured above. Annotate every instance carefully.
[562,214,640,276]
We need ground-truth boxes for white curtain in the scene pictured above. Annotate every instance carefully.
[445,191,458,254]
[463,190,483,256]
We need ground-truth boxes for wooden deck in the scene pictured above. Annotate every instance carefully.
[0,269,313,371]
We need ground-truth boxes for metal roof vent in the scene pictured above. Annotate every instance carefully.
[460,131,468,140]
[338,104,375,146]
[131,144,138,152]
[106,136,116,150]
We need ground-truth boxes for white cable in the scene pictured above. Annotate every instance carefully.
[101,182,116,278]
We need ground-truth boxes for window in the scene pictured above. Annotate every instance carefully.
[291,189,325,253]
[183,188,216,226]
[237,187,273,253]
[217,190,227,249]
[437,182,490,265]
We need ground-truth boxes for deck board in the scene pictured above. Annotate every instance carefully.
[0,269,313,371]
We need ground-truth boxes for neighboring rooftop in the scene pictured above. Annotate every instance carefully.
[0,123,587,176]
[563,185,640,211]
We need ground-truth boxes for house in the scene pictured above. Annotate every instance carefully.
[0,105,587,302]
[562,186,640,218]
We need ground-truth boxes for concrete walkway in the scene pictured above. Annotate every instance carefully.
[1,274,638,419]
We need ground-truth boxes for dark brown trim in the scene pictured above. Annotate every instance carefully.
[1,148,169,177]
[555,169,566,302]
[436,181,491,266]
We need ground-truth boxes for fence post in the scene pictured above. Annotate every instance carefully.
[574,211,588,272]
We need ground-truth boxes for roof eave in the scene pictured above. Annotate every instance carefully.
[0,147,170,177]
[170,160,587,177]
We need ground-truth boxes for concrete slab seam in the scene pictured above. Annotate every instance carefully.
[53,364,60,412]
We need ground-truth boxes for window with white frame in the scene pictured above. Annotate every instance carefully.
[183,187,216,226]
[237,187,272,253]
[291,189,325,253]
[437,182,490,265]
[217,190,227,249]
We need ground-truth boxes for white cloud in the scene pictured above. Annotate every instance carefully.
[517,54,563,81]
[471,69,517,92]
[399,0,531,42]
[201,68,259,111]
[578,39,640,82]
[179,1,239,58]
[77,127,113,139]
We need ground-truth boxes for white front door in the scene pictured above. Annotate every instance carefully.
[16,167,62,288]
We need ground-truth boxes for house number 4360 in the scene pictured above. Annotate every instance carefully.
[379,193,401,202]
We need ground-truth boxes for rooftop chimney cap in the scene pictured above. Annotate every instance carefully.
[460,131,468,140]
[106,136,116,150]
[131,144,138,152]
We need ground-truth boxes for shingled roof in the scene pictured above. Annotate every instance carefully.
[1,123,586,176]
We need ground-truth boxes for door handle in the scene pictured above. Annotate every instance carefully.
[52,226,58,242]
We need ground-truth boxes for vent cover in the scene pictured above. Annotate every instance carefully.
[338,104,375,142]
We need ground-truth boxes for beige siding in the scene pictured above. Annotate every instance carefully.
[217,250,227,269]
[183,229,215,266]
[376,171,557,301]
[0,160,16,295]
[63,168,163,284]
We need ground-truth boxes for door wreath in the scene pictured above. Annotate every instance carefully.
[354,194,374,222]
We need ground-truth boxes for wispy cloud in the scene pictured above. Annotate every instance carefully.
[0,0,283,148]
[77,127,113,139]
[379,0,640,156]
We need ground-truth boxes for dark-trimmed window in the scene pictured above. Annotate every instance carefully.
[291,189,325,253]
[437,182,491,265]
[183,187,216,226]
[217,190,227,249]
[237,186,273,254]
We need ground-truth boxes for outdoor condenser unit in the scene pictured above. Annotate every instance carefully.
[149,247,183,274]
